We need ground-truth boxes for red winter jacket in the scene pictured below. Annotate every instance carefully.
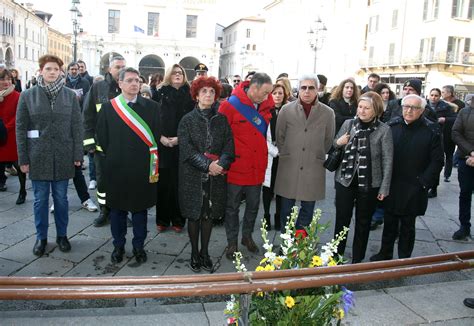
[0,91,20,162]
[218,81,274,185]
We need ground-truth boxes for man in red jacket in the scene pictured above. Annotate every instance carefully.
[219,73,274,259]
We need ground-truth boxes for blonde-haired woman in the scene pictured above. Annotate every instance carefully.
[152,64,194,233]
[276,77,296,102]
[333,91,393,263]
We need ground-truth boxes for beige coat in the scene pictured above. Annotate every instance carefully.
[274,100,335,201]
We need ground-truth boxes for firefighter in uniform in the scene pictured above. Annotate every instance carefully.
[83,56,126,227]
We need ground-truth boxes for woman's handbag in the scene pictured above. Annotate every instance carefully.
[323,119,354,172]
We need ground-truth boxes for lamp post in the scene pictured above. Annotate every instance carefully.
[70,0,82,62]
[308,17,327,74]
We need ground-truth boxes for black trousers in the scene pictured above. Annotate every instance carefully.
[73,165,90,203]
[156,167,184,227]
[0,161,26,193]
[334,182,379,263]
[379,213,417,259]
[94,152,107,207]
[262,186,281,222]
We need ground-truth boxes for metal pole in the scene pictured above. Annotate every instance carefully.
[73,26,77,62]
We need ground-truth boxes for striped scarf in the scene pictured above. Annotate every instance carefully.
[340,118,379,192]
[37,75,64,108]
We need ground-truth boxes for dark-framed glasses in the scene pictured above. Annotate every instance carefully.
[402,104,423,111]
[300,85,316,91]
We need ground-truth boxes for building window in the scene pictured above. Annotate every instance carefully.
[186,15,197,38]
[108,9,120,33]
[18,24,20,36]
[452,0,473,19]
[147,12,159,36]
[32,48,34,61]
[25,45,28,59]
[391,10,398,28]
[369,15,379,33]
[368,46,374,65]
[253,44,256,51]
[246,44,250,50]
[18,44,21,58]
[246,28,251,38]
[446,36,469,62]
[388,43,395,64]
[423,0,439,20]
[419,37,436,62]
[25,27,28,39]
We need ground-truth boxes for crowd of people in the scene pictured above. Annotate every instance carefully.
[0,58,472,285]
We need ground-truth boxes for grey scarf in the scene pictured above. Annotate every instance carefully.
[37,75,64,107]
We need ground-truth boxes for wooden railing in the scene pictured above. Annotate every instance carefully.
[0,250,472,300]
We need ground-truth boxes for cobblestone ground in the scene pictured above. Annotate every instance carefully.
[0,158,472,291]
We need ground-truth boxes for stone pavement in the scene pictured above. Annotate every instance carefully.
[0,160,473,324]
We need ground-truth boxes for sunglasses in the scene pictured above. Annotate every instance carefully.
[233,80,241,83]
[300,85,316,91]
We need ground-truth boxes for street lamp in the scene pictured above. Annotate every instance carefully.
[308,17,327,74]
[70,0,82,62]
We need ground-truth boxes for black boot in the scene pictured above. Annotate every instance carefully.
[16,191,26,205]
[93,205,110,227]
[56,236,71,252]
[111,246,125,263]
[33,239,47,256]
[427,188,437,198]
[264,214,271,231]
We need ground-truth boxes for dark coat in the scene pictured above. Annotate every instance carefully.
[16,86,83,181]
[65,75,91,109]
[329,98,357,134]
[384,117,444,216]
[152,84,194,168]
[382,98,437,123]
[430,100,457,152]
[178,107,234,220]
[83,73,121,152]
[452,106,474,158]
[80,71,94,86]
[96,96,160,212]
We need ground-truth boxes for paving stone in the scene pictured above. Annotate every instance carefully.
[0,256,25,276]
[0,219,36,245]
[423,216,461,241]
[64,250,129,277]
[79,224,114,240]
[438,239,474,253]
[146,233,189,256]
[203,302,226,326]
[48,234,108,264]
[14,256,74,277]
[115,251,175,277]
[0,235,45,264]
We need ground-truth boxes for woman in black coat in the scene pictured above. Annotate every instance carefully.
[329,78,360,133]
[153,64,194,233]
[178,77,234,272]
[427,88,457,197]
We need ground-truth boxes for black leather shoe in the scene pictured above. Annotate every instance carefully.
[133,247,147,264]
[225,243,238,260]
[427,189,437,198]
[200,254,213,272]
[33,239,47,256]
[463,298,474,309]
[370,252,392,262]
[0,184,6,192]
[370,220,383,231]
[111,246,125,263]
[190,254,201,273]
[56,236,71,252]
[453,228,471,240]
[93,210,109,227]
[241,236,259,253]
[16,192,26,205]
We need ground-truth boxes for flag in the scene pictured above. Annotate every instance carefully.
[134,25,144,33]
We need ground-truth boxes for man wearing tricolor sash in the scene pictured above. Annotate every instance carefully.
[96,67,160,264]
[218,73,274,260]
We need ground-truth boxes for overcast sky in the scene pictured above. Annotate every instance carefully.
[23,0,269,34]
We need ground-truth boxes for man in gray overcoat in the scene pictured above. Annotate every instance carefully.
[274,74,335,232]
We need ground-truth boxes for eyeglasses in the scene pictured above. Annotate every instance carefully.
[300,85,316,91]
[172,71,183,76]
[402,105,423,111]
[233,80,241,83]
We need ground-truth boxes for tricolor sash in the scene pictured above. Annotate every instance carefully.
[228,95,268,138]
[110,95,159,183]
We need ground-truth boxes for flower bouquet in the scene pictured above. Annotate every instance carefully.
[224,207,354,325]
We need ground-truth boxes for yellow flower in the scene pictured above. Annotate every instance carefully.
[259,257,268,265]
[310,255,323,267]
[264,264,275,271]
[328,258,337,266]
[256,266,265,272]
[257,291,264,297]
[335,308,345,319]
[285,296,295,308]
[273,257,284,268]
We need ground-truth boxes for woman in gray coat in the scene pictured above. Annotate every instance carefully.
[16,55,83,257]
[333,91,393,263]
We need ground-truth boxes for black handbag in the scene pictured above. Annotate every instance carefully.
[323,119,354,172]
